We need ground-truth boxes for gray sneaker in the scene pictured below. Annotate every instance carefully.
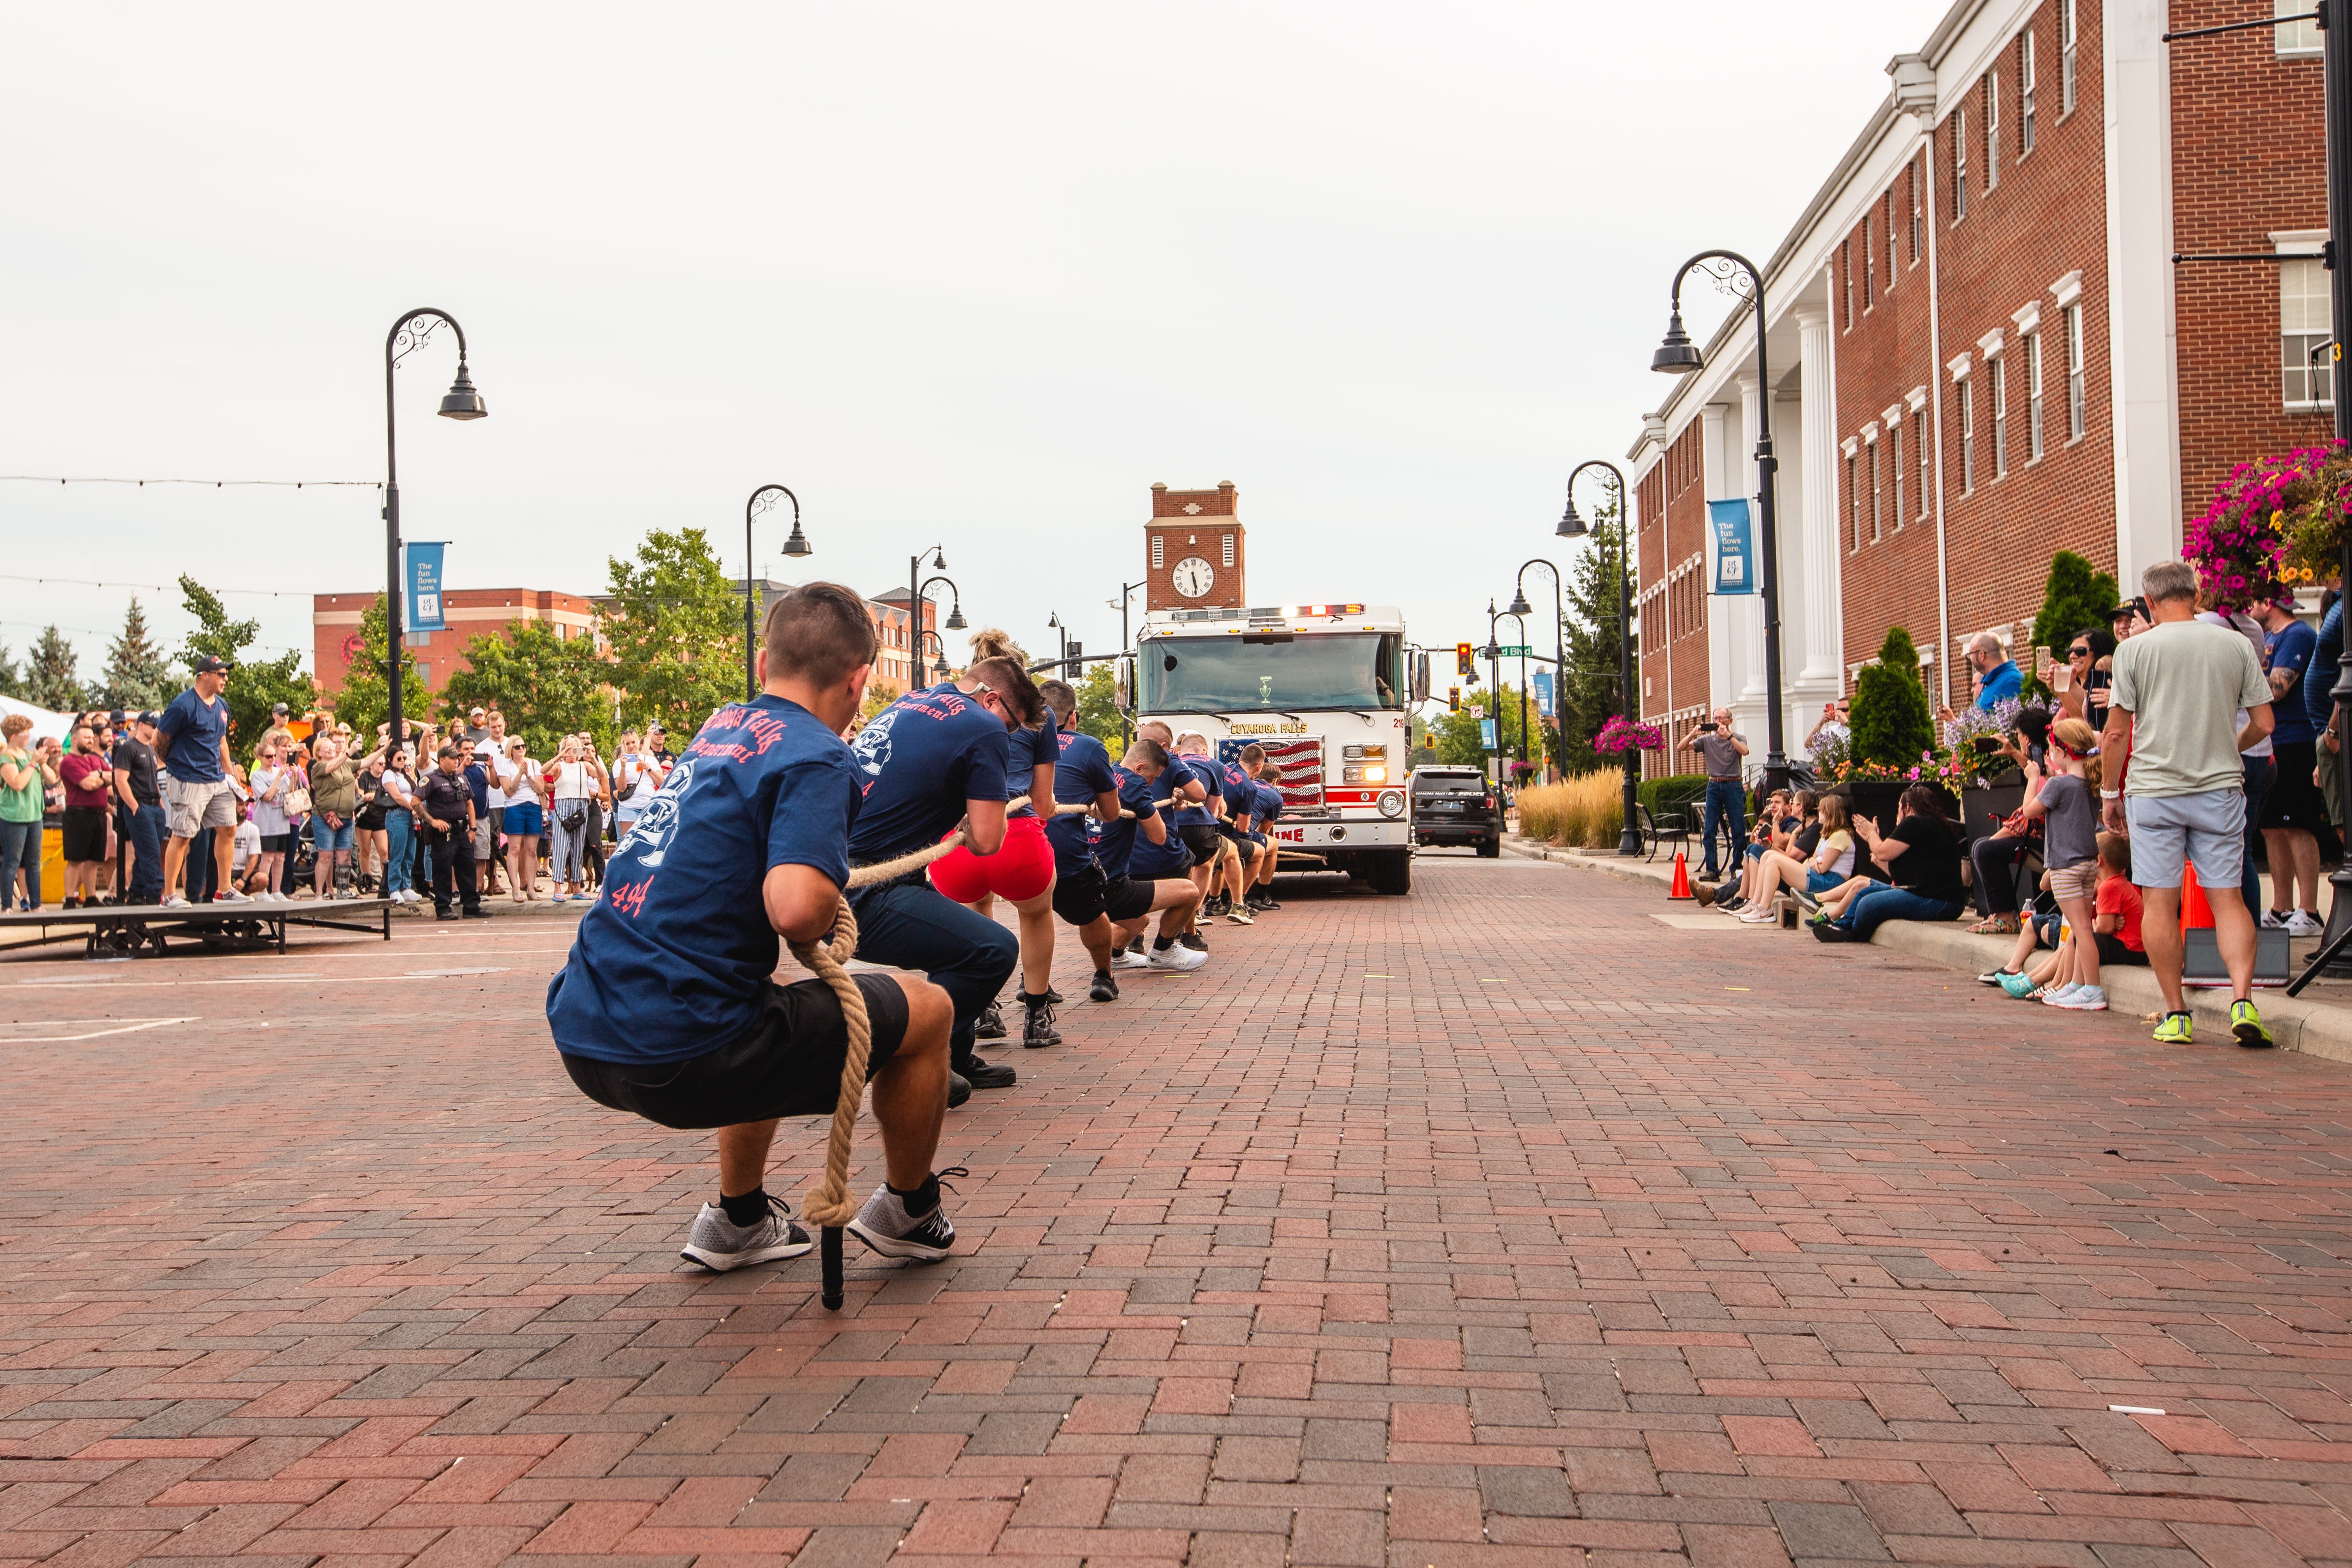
[846,1169,963,1262]
[679,1195,813,1271]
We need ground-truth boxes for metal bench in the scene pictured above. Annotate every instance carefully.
[0,898,396,959]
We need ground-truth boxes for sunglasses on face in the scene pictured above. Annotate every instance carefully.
[2068,646,2092,658]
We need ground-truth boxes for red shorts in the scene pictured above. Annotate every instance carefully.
[928,814,1055,904]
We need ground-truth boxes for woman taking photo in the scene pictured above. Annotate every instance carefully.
[545,735,597,902]
[378,743,421,905]
[0,716,44,910]
[244,733,294,901]
[352,748,388,895]
[1812,787,1968,941]
[1733,791,1854,923]
[307,735,361,900]
[500,737,545,901]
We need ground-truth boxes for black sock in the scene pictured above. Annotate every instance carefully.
[1095,968,1112,980]
[719,1188,768,1226]
[887,1176,937,1216]
[1154,936,1175,950]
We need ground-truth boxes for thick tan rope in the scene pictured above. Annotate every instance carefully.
[790,792,1094,1227]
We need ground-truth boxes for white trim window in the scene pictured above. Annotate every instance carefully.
[2283,256,2336,409]
[1843,241,1854,329]
[1915,409,1931,516]
[1911,159,1924,262]
[1985,72,2001,189]
[1959,377,1977,492]
[2062,0,2079,112]
[1152,535,1164,569]
[2066,304,2086,439]
[1954,108,1969,221]
[2027,332,2045,461]
[1884,192,1897,289]
[1870,439,1883,542]
[2020,28,2038,155]
[1848,451,1862,550]
[1892,421,1905,527]
[2279,0,2322,57]
[1992,357,2009,477]
[1223,532,1235,567]
[1864,215,1876,309]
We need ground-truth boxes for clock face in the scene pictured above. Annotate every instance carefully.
[1172,557,1215,598]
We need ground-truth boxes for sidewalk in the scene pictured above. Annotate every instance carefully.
[1507,830,2352,1065]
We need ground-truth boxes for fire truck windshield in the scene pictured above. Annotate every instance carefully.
[1142,632,1402,712]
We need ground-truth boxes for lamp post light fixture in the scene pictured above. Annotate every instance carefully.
[742,484,806,700]
[1047,612,1068,671]
[1507,563,1563,790]
[1557,459,1642,855]
[381,308,486,761]
[1653,250,1788,795]
[917,574,965,684]
[902,546,946,690]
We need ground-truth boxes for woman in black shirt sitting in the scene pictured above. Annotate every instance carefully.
[1814,786,1967,942]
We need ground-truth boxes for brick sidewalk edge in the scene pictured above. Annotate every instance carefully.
[1503,832,2352,1066]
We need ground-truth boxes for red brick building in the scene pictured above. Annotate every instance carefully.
[1143,482,1249,612]
[312,588,601,700]
[1628,0,2332,772]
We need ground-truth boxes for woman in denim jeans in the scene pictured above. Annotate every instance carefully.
[306,736,361,898]
[0,715,48,910]
[376,746,420,904]
[1814,786,1968,941]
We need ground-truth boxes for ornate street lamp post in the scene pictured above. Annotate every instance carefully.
[1556,459,1642,854]
[917,575,967,685]
[381,309,486,758]
[743,485,810,700]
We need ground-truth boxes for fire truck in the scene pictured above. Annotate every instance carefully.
[1124,602,1424,895]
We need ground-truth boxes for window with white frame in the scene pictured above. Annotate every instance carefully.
[1911,161,1923,261]
[1152,535,1164,569]
[1892,422,1905,527]
[2026,333,2045,459]
[2020,28,2038,154]
[1842,241,1853,329]
[1914,409,1930,516]
[1992,357,2009,477]
[2279,0,2322,56]
[2284,257,2336,408]
[1985,73,2001,188]
[1848,452,1861,550]
[2065,305,2085,439]
[1883,192,1896,289]
[1870,439,1883,542]
[1864,216,1875,309]
[1954,108,1969,220]
[1959,377,1976,491]
[1223,532,1235,567]
[2062,0,2078,112]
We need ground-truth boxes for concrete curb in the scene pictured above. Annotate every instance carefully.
[1513,835,2352,1067]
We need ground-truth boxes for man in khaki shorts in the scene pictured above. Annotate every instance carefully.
[156,656,243,907]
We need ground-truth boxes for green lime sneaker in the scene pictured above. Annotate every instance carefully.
[2152,1011,2194,1045]
[2230,998,2274,1049]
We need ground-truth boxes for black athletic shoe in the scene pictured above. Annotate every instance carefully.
[1021,994,1061,1047]
[974,1001,1006,1040]
[460,906,491,919]
[946,1071,972,1109]
[959,1058,1017,1090]
[1246,894,1278,912]
[1089,970,1119,1003]
[1202,893,1227,918]
[1179,931,1208,954]
[1126,936,1145,955]
[1043,987,1065,1005]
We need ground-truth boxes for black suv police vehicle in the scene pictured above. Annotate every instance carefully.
[1409,767,1501,858]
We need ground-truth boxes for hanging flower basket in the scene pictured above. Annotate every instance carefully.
[2186,442,2352,608]
[1593,716,1663,754]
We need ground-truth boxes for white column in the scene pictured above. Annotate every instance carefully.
[1792,307,1845,714]
[2104,0,2181,589]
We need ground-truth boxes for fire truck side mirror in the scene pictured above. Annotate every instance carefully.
[1412,652,1430,703]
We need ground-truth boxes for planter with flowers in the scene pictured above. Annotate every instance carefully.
[2187,441,2351,609]
[1593,716,1663,755]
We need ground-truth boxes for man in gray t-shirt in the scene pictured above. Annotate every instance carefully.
[1681,708,1750,881]
[2101,560,2275,1044]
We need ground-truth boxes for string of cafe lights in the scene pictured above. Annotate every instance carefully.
[1,475,377,489]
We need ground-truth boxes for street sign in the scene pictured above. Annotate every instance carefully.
[1469,704,1485,718]
[1479,719,1497,750]
[1495,644,1532,658]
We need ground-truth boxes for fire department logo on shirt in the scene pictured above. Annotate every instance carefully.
[614,756,694,867]
[850,709,899,779]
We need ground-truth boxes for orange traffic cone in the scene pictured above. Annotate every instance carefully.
[1669,850,1694,901]
[2181,867,2214,933]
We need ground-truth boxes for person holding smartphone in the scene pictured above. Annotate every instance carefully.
[1681,708,1748,883]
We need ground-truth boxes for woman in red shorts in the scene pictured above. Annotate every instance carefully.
[925,629,1062,1047]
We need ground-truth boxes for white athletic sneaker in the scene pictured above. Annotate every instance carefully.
[2286,909,2325,937]
[2039,983,2084,1007]
[2261,908,2290,929]
[161,895,189,909]
[847,1171,961,1261]
[1737,907,1777,924]
[1148,943,1207,971]
[2048,984,2108,1011]
[1112,949,1152,970]
[214,887,251,903]
[679,1196,813,1271]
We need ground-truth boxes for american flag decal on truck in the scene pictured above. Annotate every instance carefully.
[1219,737,1323,809]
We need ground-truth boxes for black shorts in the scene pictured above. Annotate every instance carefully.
[560,974,912,1130]
[1178,823,1224,866]
[2093,932,2149,967]
[2262,739,2325,830]
[1051,865,1155,926]
[61,805,107,863]
[260,833,291,854]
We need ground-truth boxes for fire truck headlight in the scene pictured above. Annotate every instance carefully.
[1364,765,1387,784]
[1378,790,1405,818]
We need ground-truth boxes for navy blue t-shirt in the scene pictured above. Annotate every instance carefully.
[1254,782,1284,825]
[1044,731,1118,875]
[546,696,861,1065]
[2308,599,2343,735]
[1005,709,1059,817]
[2268,618,2320,745]
[463,760,492,815]
[1213,758,1256,821]
[156,687,229,783]
[1170,754,1221,824]
[844,684,1011,861]
[1094,764,1163,879]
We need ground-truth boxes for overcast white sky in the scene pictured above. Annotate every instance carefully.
[2,1,1946,698]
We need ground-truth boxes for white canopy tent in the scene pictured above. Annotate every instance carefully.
[0,694,79,746]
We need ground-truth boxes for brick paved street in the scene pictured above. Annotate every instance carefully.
[4,854,2352,1568]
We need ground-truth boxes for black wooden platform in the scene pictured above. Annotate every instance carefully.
[0,898,396,958]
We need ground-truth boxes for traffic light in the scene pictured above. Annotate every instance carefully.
[1066,640,1083,667]
[1455,641,1474,676]
[1447,687,1461,713]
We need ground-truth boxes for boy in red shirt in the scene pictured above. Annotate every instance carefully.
[2091,832,2147,970]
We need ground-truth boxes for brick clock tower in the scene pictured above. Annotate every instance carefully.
[1144,481,1247,612]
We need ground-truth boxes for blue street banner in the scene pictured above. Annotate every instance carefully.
[1707,498,1756,595]
[1532,669,1555,719]
[404,542,446,633]
[1479,718,1497,751]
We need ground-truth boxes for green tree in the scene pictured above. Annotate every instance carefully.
[440,620,614,758]
[98,597,176,713]
[1430,683,1527,768]
[176,575,314,755]
[603,528,741,744]
[317,595,423,753]
[1072,661,1126,749]
[24,626,86,713]
[1850,626,1936,768]
[2026,550,2121,696]
[0,640,22,699]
